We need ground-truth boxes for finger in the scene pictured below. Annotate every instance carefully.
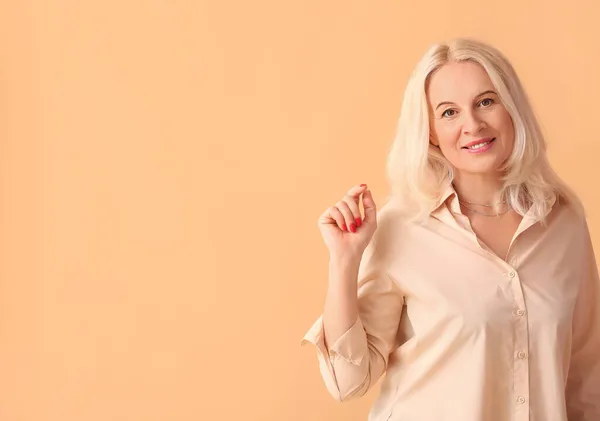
[336,201,357,233]
[342,195,363,228]
[346,183,368,200]
[324,206,348,231]
[361,189,377,222]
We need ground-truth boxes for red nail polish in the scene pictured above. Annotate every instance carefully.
[350,223,356,233]
[355,218,362,227]
[342,224,347,231]
[360,184,367,187]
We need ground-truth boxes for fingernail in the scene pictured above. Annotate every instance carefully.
[350,223,356,233]
[341,224,347,231]
[360,184,367,187]
[355,218,362,227]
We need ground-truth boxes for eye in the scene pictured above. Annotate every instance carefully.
[479,98,494,107]
[441,109,457,118]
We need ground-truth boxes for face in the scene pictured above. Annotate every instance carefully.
[427,61,515,176]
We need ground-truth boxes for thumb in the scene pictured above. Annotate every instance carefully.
[362,189,377,223]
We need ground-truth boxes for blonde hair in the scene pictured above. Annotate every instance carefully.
[385,38,579,223]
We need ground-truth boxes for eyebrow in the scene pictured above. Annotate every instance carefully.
[435,90,498,111]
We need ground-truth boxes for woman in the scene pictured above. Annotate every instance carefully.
[302,38,600,421]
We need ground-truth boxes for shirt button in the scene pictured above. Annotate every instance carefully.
[517,396,526,404]
[516,309,525,316]
[517,351,527,359]
[508,271,516,278]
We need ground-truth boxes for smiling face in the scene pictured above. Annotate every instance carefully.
[427,61,515,176]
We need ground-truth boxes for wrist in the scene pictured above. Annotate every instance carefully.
[329,253,361,271]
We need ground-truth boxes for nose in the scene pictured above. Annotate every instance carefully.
[462,110,486,134]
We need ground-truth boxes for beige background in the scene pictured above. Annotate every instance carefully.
[0,1,598,420]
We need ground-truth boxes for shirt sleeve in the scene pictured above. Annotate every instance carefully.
[301,235,405,402]
[566,220,600,420]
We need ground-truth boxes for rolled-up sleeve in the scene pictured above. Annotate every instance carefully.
[566,221,600,420]
[301,240,405,402]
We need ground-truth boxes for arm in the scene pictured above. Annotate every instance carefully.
[302,236,404,402]
[566,220,600,420]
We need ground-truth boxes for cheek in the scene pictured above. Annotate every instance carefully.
[434,123,461,150]
[498,113,515,147]
[494,109,515,137]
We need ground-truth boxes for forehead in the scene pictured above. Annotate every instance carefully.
[427,61,495,104]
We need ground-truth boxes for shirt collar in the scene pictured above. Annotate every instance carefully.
[430,183,458,216]
[429,182,559,221]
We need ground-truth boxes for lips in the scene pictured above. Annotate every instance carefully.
[462,138,495,150]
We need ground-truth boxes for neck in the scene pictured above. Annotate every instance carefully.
[452,172,506,212]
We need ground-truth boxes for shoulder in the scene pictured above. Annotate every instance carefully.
[545,193,594,254]
[373,196,412,238]
[551,192,587,231]
[361,197,411,265]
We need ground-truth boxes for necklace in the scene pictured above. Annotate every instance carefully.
[460,203,510,217]
[459,199,507,208]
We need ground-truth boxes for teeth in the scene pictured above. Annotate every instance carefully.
[469,140,491,149]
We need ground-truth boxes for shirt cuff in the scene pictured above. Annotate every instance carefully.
[301,316,367,366]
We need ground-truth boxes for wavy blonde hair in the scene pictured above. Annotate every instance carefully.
[386,38,579,223]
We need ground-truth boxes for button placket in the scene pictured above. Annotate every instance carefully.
[508,269,530,421]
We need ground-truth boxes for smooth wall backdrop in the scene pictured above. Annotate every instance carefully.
[0,1,598,420]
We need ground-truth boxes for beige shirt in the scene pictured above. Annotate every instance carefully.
[302,186,600,421]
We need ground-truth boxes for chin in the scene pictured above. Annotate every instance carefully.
[455,161,505,175]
